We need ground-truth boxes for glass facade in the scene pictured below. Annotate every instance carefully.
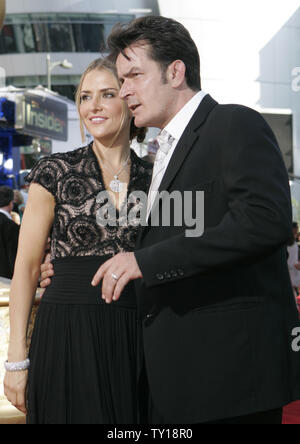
[0,13,134,54]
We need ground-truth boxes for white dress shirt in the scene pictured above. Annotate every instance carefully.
[0,209,12,220]
[147,90,208,220]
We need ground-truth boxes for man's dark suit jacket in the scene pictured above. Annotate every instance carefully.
[134,95,300,423]
[0,212,19,279]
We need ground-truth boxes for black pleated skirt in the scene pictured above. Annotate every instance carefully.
[26,256,139,424]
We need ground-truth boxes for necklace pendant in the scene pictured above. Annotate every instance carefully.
[110,179,124,193]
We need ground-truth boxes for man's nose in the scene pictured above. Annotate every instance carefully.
[119,81,131,100]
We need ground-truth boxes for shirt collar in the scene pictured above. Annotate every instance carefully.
[164,90,208,141]
[0,209,12,220]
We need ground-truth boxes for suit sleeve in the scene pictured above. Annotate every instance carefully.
[135,106,293,288]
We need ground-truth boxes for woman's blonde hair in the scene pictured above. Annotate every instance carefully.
[75,58,147,144]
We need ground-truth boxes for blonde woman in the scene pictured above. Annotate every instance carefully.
[4,58,152,424]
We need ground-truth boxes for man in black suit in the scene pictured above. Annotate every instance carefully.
[0,186,20,279]
[42,16,300,424]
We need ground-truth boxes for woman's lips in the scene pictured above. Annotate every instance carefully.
[89,117,108,124]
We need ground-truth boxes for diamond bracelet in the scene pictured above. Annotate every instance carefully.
[4,359,30,372]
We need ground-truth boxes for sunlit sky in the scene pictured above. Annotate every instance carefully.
[158,0,300,106]
[159,0,300,47]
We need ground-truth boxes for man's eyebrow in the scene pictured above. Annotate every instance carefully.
[119,67,141,79]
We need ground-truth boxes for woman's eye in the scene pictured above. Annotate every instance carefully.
[103,92,115,98]
[80,95,90,102]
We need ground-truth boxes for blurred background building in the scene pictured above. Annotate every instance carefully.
[1,0,159,99]
[0,1,5,29]
[0,0,159,187]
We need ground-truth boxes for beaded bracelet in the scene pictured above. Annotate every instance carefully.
[4,359,30,372]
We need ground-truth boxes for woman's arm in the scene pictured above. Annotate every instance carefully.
[4,183,55,413]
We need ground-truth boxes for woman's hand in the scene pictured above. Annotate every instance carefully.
[4,370,28,414]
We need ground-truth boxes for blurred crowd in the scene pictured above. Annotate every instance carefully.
[0,185,28,280]
[287,222,300,313]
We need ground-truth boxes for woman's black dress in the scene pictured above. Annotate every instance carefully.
[25,143,152,424]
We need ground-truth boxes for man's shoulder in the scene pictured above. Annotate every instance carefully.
[212,102,265,125]
[0,212,10,223]
[0,213,19,231]
[213,102,261,118]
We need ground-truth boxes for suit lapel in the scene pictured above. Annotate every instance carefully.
[158,129,198,195]
[138,95,218,242]
[158,95,218,193]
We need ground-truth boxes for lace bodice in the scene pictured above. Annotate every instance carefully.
[25,143,153,260]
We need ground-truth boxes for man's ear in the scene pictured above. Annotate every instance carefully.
[167,60,187,88]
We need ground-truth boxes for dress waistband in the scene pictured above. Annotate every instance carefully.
[41,255,137,308]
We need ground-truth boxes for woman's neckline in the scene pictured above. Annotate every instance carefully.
[89,142,136,214]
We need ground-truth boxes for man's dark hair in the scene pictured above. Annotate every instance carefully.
[0,186,14,208]
[107,16,201,91]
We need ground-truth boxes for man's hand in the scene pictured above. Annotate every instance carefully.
[39,238,54,290]
[40,254,54,289]
[91,252,143,304]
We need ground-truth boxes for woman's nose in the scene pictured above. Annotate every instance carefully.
[90,96,104,111]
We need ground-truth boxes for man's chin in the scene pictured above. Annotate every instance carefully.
[133,116,145,128]
[134,116,151,129]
